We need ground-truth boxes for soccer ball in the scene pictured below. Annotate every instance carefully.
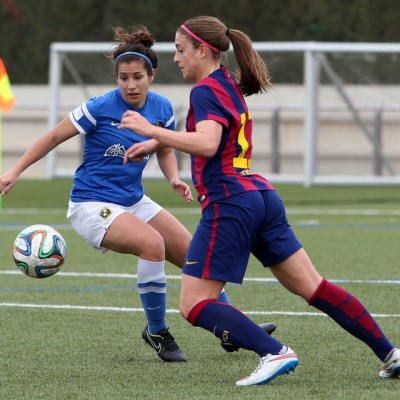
[13,224,67,279]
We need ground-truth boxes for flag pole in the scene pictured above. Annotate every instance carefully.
[0,58,16,212]
[0,111,2,211]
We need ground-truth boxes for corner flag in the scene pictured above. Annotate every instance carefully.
[0,58,15,112]
[0,58,15,211]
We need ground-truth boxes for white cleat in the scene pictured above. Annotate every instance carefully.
[236,347,298,386]
[380,348,400,378]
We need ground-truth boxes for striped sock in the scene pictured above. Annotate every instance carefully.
[309,278,394,361]
[137,258,167,334]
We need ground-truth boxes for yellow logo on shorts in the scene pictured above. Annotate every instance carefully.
[99,207,112,219]
[185,260,198,265]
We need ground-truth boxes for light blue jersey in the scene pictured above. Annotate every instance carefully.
[69,88,175,206]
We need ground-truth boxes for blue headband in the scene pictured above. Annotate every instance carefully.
[115,51,153,68]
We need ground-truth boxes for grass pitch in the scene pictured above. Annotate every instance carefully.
[1,179,399,399]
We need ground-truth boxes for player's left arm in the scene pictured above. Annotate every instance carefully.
[156,146,193,203]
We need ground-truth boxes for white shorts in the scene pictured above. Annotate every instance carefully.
[67,195,163,253]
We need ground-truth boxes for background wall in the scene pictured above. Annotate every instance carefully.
[3,83,400,179]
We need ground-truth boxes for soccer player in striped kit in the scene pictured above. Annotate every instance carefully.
[0,24,275,364]
[121,16,400,386]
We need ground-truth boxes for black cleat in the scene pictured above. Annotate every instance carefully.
[142,325,187,362]
[221,322,277,353]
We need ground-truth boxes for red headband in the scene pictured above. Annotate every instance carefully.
[180,24,221,54]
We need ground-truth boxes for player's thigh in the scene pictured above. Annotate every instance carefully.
[101,212,164,259]
[269,248,323,300]
[147,209,192,268]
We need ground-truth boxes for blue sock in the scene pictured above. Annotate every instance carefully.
[189,300,283,356]
[218,288,229,304]
[137,258,167,334]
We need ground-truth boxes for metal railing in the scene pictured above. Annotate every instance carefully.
[45,41,400,185]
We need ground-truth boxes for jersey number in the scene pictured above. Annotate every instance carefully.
[233,112,251,169]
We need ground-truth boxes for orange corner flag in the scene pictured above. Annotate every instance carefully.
[0,58,15,112]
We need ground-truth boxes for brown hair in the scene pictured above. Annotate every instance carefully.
[178,16,271,96]
[111,26,158,75]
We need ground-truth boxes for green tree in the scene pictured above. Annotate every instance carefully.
[1,0,400,83]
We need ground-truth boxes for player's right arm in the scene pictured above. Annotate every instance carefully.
[0,116,79,195]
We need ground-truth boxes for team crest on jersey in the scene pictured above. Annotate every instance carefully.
[104,143,126,158]
[154,121,163,127]
[99,207,112,219]
[239,169,252,176]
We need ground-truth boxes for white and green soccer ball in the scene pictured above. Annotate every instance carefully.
[13,224,67,279]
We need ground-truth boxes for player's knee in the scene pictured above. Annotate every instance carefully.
[140,232,165,260]
[180,298,216,325]
[179,299,191,320]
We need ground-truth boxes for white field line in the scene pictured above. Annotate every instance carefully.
[1,270,400,285]
[287,208,400,216]
[3,207,399,315]
[0,302,399,318]
[1,207,400,216]
[1,270,400,317]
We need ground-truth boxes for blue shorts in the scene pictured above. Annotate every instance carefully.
[183,190,302,284]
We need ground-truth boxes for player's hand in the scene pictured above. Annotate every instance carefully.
[119,110,153,138]
[170,178,193,203]
[124,140,157,164]
[0,169,19,195]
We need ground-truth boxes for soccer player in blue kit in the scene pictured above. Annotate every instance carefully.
[0,26,190,362]
[0,24,275,363]
[120,16,400,386]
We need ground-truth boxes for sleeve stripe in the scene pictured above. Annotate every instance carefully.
[82,103,96,126]
[164,114,175,128]
[69,113,87,134]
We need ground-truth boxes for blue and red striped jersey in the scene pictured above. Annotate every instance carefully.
[186,66,274,210]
